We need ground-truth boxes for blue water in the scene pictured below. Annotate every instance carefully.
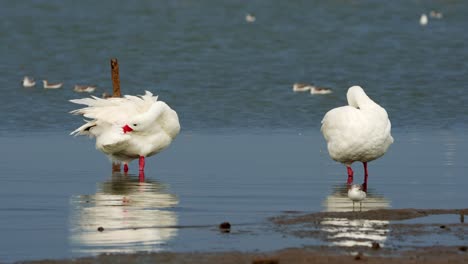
[1,0,468,262]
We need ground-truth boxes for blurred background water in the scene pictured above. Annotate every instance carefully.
[0,0,467,262]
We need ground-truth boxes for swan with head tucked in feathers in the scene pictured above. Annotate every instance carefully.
[321,86,393,191]
[70,91,180,174]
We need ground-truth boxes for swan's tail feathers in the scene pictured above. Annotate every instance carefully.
[69,96,117,108]
[70,120,97,136]
[142,90,158,103]
[140,90,157,103]
[69,97,100,106]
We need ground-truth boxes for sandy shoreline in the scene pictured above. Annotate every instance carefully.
[22,246,468,264]
[19,208,468,264]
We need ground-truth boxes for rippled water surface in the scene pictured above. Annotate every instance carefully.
[1,0,468,262]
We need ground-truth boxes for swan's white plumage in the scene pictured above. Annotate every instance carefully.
[321,86,393,165]
[70,91,180,164]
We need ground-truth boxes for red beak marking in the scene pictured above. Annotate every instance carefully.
[122,124,133,134]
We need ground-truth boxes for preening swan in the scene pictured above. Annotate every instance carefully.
[70,91,180,174]
[321,86,393,191]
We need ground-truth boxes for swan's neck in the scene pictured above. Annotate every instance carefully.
[347,91,377,109]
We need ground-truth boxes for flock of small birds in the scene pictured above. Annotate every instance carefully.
[293,83,333,95]
[420,10,443,26]
[22,75,110,96]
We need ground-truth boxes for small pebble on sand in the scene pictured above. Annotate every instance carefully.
[354,252,364,260]
[252,257,279,264]
[219,222,231,233]
[371,241,381,249]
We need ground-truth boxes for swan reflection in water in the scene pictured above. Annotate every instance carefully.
[69,172,179,254]
[321,184,390,247]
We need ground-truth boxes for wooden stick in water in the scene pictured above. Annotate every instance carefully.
[111,58,121,98]
[111,58,122,172]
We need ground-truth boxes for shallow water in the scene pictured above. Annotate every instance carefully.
[1,130,467,262]
[1,0,468,262]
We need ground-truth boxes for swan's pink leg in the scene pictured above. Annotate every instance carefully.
[139,170,145,182]
[362,162,368,192]
[139,156,145,171]
[346,165,353,185]
[123,163,129,173]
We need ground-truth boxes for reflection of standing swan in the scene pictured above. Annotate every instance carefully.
[322,184,390,247]
[69,174,178,254]
[321,86,393,190]
[323,184,389,213]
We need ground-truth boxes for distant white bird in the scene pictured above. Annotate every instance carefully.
[430,10,443,19]
[43,80,63,89]
[310,86,333,95]
[246,13,256,23]
[348,184,367,210]
[293,83,313,92]
[101,92,113,99]
[74,85,96,93]
[420,13,428,26]
[321,86,393,190]
[22,76,36,87]
[70,91,180,174]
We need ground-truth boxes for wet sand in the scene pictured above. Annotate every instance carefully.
[22,208,468,264]
[22,246,468,264]
[271,208,468,223]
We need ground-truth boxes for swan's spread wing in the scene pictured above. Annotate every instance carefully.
[70,97,138,123]
[70,91,158,124]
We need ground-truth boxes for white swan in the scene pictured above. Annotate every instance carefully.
[321,86,393,190]
[43,80,63,89]
[70,91,180,173]
[22,76,36,87]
